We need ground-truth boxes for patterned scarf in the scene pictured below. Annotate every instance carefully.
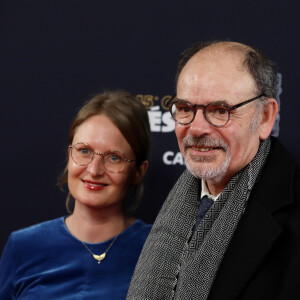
[127,138,271,300]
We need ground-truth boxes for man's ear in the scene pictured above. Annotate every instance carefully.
[259,98,279,140]
[133,160,149,185]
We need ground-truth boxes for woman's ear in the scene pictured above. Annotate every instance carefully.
[133,160,149,185]
[259,98,279,140]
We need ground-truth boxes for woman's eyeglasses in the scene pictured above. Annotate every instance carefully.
[69,143,135,173]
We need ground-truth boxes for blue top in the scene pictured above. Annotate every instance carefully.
[0,217,151,299]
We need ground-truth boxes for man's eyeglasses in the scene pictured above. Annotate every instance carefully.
[167,94,265,127]
[69,143,135,173]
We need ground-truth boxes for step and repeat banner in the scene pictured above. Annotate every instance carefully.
[1,0,299,253]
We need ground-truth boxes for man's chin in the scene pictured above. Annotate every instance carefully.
[185,159,229,183]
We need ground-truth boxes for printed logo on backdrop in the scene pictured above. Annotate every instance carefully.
[136,94,174,132]
[136,94,184,166]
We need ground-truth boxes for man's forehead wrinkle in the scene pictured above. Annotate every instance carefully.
[185,73,199,84]
[180,55,245,87]
[178,73,214,99]
[182,73,212,89]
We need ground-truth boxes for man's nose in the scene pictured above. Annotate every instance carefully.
[188,109,213,135]
[86,155,105,176]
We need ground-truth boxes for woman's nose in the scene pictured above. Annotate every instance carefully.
[86,155,105,176]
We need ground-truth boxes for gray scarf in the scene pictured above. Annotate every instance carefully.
[127,138,271,300]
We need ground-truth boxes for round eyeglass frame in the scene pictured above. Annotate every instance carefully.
[69,143,135,173]
[167,94,265,127]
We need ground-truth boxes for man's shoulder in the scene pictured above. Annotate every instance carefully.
[253,137,300,212]
[269,137,298,166]
[263,137,299,180]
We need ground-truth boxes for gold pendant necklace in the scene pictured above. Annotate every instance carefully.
[80,235,119,264]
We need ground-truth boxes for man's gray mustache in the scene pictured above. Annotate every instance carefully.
[182,135,229,152]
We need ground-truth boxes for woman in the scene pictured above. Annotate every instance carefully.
[0,90,152,299]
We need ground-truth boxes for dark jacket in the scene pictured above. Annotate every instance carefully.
[209,137,300,300]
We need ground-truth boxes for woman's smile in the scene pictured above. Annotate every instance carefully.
[82,179,108,191]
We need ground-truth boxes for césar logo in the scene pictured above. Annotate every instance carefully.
[136,94,175,133]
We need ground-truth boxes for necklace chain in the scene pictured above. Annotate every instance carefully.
[65,217,122,264]
[80,234,119,264]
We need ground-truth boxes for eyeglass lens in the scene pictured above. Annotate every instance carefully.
[171,102,230,126]
[71,143,126,173]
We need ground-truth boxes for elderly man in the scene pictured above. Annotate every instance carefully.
[127,41,300,300]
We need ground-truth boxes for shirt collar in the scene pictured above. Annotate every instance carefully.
[201,178,220,201]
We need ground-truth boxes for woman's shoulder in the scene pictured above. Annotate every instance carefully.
[132,219,152,232]
[9,217,66,244]
[119,219,152,243]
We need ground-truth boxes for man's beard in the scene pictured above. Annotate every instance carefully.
[182,135,231,183]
